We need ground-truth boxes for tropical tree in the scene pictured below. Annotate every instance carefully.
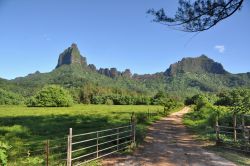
[27,85,73,107]
[216,89,250,114]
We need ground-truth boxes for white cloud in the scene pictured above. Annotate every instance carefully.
[43,34,51,41]
[214,45,225,53]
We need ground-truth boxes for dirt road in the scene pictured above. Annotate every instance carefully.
[102,107,237,166]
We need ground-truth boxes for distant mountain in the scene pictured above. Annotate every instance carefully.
[134,55,250,98]
[56,43,87,68]
[1,43,250,100]
[164,55,228,76]
[8,44,150,97]
[56,43,133,79]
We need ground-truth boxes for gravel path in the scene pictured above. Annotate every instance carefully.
[102,107,237,166]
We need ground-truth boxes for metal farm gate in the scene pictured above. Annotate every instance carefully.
[66,123,136,166]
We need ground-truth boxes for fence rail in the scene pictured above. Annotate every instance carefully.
[66,122,136,166]
[215,114,250,153]
[7,108,164,165]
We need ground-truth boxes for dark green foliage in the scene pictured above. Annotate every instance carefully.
[136,112,148,124]
[26,85,73,107]
[151,91,167,105]
[215,88,250,114]
[91,95,150,105]
[77,82,151,105]
[0,141,11,166]
[135,96,151,105]
[184,97,194,105]
[0,88,23,105]
[184,89,250,138]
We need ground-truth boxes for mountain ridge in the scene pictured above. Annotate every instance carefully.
[1,43,250,99]
[164,55,228,76]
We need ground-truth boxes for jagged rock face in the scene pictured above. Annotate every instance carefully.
[56,43,87,68]
[88,64,97,71]
[98,68,131,78]
[122,69,132,78]
[110,68,121,78]
[165,55,228,76]
[55,43,133,79]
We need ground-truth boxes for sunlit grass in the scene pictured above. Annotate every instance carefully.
[0,104,165,165]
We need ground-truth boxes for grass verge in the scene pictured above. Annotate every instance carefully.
[183,107,250,166]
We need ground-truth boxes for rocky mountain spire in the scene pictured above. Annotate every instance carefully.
[56,43,87,68]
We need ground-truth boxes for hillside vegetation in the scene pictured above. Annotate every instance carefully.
[0,44,250,105]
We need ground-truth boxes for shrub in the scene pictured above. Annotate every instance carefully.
[26,85,73,107]
[135,96,150,105]
[0,88,23,105]
[105,99,113,105]
[0,141,11,166]
[91,96,104,104]
[184,97,194,105]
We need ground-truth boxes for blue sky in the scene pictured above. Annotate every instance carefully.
[0,0,249,80]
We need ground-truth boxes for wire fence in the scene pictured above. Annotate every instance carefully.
[8,137,68,166]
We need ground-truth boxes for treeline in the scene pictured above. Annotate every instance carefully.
[0,84,178,107]
[72,83,178,106]
[0,88,23,105]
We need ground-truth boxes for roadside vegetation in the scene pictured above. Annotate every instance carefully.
[183,88,250,166]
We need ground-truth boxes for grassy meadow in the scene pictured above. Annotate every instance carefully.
[0,104,167,165]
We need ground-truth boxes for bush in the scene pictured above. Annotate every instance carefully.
[91,96,104,104]
[105,99,113,105]
[0,89,23,105]
[135,96,150,105]
[26,85,73,107]
[184,97,194,105]
[0,141,11,166]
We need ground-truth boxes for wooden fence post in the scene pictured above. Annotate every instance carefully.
[133,119,136,144]
[148,109,150,119]
[96,131,99,158]
[242,115,246,141]
[242,115,248,152]
[130,112,135,124]
[67,128,72,166]
[45,140,49,166]
[233,113,237,142]
[215,115,220,145]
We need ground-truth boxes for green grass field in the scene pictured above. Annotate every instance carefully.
[0,104,167,165]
